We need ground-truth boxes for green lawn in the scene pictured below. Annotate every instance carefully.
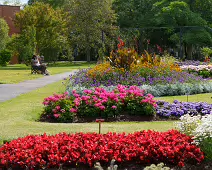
[0,63,211,142]
[0,62,95,84]
[0,77,212,142]
[157,93,212,103]
[0,80,174,142]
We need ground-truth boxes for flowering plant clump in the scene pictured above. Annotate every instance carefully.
[0,130,204,169]
[175,114,212,160]
[156,100,212,118]
[108,37,140,72]
[175,60,208,66]
[69,68,204,88]
[42,92,75,122]
[71,85,157,118]
[180,64,212,78]
[41,85,157,122]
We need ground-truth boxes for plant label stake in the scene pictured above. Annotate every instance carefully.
[96,119,104,134]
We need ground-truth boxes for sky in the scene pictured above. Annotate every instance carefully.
[0,0,28,5]
[19,0,28,4]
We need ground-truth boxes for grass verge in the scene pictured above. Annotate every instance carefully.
[0,62,95,84]
[0,81,174,142]
[156,93,212,103]
[1,78,211,142]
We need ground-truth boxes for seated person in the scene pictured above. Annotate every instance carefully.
[31,55,48,75]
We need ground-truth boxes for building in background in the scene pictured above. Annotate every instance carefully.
[0,5,20,63]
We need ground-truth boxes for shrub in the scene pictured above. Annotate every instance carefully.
[42,85,157,122]
[108,37,139,72]
[70,85,157,119]
[0,49,12,66]
[42,92,75,122]
[70,85,156,118]
[0,130,204,169]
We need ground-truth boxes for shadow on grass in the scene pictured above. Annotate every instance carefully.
[47,61,96,67]
[0,64,30,70]
[0,62,95,71]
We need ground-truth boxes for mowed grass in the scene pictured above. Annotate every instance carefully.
[0,80,174,142]
[0,77,212,142]
[0,62,95,84]
[156,93,212,104]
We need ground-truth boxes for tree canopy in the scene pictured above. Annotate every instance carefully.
[66,0,117,62]
[14,2,68,62]
[0,18,9,51]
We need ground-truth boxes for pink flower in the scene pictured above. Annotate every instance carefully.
[99,105,105,111]
[81,96,88,101]
[53,114,60,118]
[83,89,93,94]
[70,108,77,113]
[56,106,60,110]
[94,103,101,107]
[73,93,80,98]
[64,91,69,95]
[111,105,117,109]
[52,109,57,113]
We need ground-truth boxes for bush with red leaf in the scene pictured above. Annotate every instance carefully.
[0,130,204,170]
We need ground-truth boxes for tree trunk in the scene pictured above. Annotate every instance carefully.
[86,47,91,62]
[187,44,193,60]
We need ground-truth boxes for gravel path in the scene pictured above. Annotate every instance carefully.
[0,71,75,103]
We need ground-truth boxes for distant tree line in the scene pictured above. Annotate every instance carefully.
[0,0,212,64]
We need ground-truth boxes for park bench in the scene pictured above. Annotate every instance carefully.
[31,65,41,74]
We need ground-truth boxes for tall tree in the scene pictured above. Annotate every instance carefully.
[154,1,211,58]
[66,0,117,62]
[7,26,36,64]
[0,18,9,51]
[14,2,69,61]
[113,0,158,28]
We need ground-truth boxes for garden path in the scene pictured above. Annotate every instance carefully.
[0,71,76,103]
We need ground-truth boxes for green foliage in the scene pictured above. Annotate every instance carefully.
[7,27,36,65]
[126,98,155,116]
[42,96,75,123]
[201,47,212,57]
[197,137,212,161]
[0,18,9,51]
[0,49,12,66]
[66,0,117,62]
[108,39,139,71]
[113,0,212,59]
[14,2,69,62]
[28,0,66,8]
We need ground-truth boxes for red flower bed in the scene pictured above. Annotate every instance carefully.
[0,130,204,170]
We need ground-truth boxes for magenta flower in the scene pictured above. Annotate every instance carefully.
[111,105,117,109]
[99,105,106,111]
[70,108,77,113]
[53,114,60,118]
[56,106,61,110]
